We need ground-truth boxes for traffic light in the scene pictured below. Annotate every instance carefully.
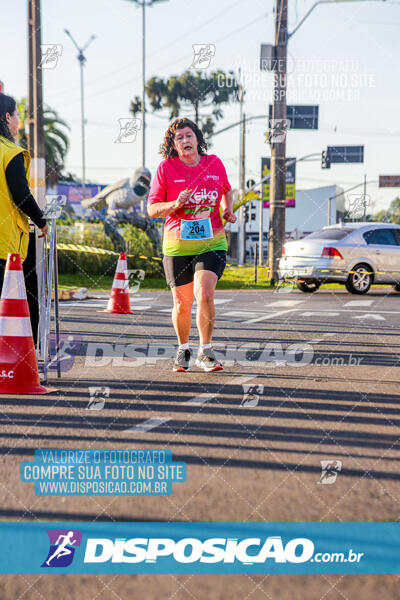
[321,150,331,169]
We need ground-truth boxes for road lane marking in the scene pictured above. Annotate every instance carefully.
[300,312,340,317]
[184,392,215,405]
[224,311,264,318]
[184,376,255,405]
[344,300,374,307]
[124,376,256,432]
[267,300,304,308]
[353,313,385,321]
[60,301,153,309]
[60,301,107,307]
[125,417,171,433]
[296,309,398,317]
[213,298,233,305]
[244,309,299,324]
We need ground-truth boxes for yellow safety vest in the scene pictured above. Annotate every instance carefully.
[0,136,31,262]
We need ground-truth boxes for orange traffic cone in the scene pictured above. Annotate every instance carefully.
[0,253,50,394]
[104,252,133,314]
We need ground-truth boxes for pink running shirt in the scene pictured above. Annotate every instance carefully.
[148,154,231,256]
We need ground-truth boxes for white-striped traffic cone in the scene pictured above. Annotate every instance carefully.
[0,253,50,394]
[104,252,133,314]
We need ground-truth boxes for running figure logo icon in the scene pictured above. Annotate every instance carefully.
[87,386,110,410]
[191,44,216,69]
[268,119,290,143]
[41,529,82,568]
[40,44,63,69]
[127,269,145,293]
[115,118,142,143]
[346,193,370,220]
[317,460,342,485]
[44,194,67,218]
[48,333,82,372]
[241,384,264,407]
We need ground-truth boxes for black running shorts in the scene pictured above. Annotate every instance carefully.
[162,250,227,288]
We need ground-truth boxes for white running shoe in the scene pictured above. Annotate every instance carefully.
[195,347,223,372]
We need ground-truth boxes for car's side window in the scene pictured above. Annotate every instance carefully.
[363,229,398,246]
[363,231,373,244]
[392,229,400,246]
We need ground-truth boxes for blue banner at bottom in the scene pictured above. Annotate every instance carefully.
[0,522,399,574]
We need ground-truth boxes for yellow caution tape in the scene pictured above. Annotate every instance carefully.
[57,242,162,262]
[57,242,245,266]
[57,243,116,255]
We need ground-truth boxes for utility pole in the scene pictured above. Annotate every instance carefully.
[238,71,246,264]
[258,183,264,266]
[238,111,246,264]
[28,0,45,161]
[28,0,45,346]
[268,0,288,285]
[65,30,95,201]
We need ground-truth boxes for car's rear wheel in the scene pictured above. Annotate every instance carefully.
[296,281,321,293]
[393,283,400,292]
[345,263,373,294]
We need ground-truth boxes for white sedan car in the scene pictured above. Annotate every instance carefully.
[279,222,400,294]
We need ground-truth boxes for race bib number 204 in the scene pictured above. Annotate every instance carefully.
[180,218,213,240]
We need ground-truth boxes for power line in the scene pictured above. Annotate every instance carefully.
[54,8,271,108]
[50,0,244,100]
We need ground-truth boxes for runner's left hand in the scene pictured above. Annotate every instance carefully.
[223,210,236,223]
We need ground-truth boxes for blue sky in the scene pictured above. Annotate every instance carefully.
[3,0,400,211]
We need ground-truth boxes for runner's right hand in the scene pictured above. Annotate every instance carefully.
[174,188,192,210]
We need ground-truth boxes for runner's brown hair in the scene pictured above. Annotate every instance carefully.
[160,117,208,159]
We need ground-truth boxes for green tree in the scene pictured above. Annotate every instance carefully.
[373,197,400,224]
[17,98,70,186]
[130,70,238,137]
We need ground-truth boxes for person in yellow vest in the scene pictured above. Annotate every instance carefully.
[0,93,48,340]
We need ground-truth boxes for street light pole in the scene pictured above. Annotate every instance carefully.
[124,0,168,172]
[65,30,95,201]
[288,0,386,39]
[363,173,367,220]
[79,57,86,200]
[141,0,146,169]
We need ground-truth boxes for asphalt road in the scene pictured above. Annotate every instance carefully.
[1,287,400,599]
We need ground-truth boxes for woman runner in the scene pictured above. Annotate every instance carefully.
[147,118,236,372]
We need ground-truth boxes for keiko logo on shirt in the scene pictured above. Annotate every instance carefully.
[188,186,218,205]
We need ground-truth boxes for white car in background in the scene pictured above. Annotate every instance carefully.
[279,222,400,294]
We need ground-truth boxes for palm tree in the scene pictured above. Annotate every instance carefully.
[17,98,70,186]
[130,70,239,137]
